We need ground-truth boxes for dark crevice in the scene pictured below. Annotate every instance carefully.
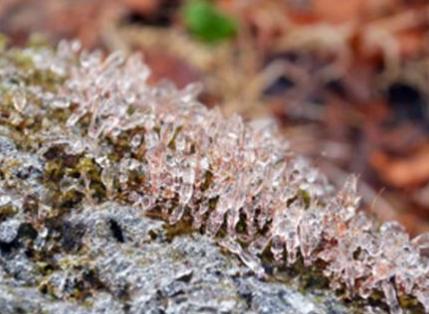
[109,218,125,243]
[387,82,426,122]
[122,1,181,27]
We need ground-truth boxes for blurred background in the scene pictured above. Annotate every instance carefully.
[1,0,429,235]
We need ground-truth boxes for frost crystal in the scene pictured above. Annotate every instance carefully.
[0,41,428,314]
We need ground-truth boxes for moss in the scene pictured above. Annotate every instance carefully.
[298,189,311,209]
[10,50,35,70]
[235,212,247,234]
[38,281,58,298]
[0,41,425,314]
[0,203,18,222]
[25,68,64,92]
[27,33,50,49]
[36,261,55,276]
[167,126,182,150]
[59,188,84,209]
[398,294,425,314]
[201,170,213,191]
[44,160,65,182]
[164,215,194,241]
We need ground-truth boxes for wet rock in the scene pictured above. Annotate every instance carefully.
[0,199,361,314]
[0,43,408,314]
[0,218,20,243]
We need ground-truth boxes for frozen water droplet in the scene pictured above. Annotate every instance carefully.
[140,196,154,211]
[0,195,12,207]
[145,131,159,149]
[104,51,125,69]
[12,91,26,112]
[80,50,102,68]
[381,281,402,314]
[131,134,142,149]
[51,97,70,109]
[412,232,429,257]
[169,205,186,225]
[180,82,203,103]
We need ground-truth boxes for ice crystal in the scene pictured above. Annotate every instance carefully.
[0,41,428,314]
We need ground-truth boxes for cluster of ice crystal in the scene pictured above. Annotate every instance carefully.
[0,41,428,314]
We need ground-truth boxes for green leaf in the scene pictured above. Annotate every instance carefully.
[182,0,238,43]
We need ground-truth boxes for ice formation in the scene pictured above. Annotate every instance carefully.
[0,41,428,314]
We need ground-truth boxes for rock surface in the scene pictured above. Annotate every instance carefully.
[1,211,351,314]
[0,42,425,314]
[0,136,354,314]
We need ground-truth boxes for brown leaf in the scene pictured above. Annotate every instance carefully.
[313,0,366,23]
[142,49,202,88]
[0,0,125,48]
[371,144,429,188]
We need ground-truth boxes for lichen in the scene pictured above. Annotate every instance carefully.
[0,40,428,314]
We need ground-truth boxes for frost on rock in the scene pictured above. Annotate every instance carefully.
[0,41,428,313]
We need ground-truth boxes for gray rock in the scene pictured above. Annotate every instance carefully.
[0,199,355,314]
[0,138,365,314]
[0,219,20,243]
